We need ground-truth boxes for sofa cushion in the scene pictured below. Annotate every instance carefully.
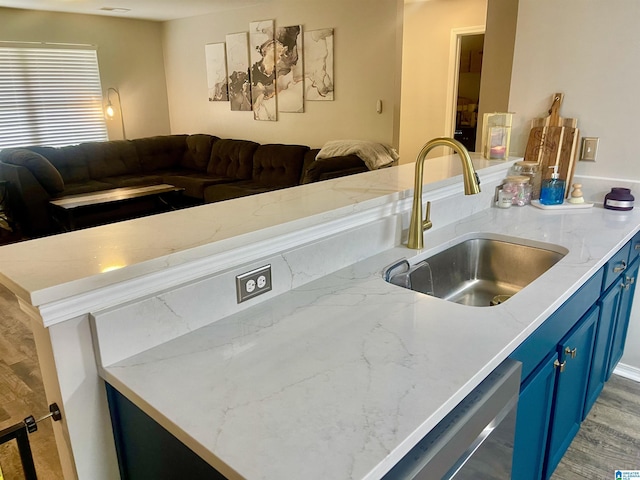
[181,134,219,171]
[207,139,258,180]
[204,182,278,204]
[161,173,237,199]
[100,174,164,188]
[132,135,188,172]
[252,144,309,187]
[79,140,141,180]
[300,149,368,184]
[0,148,65,194]
[29,145,91,184]
[55,180,117,196]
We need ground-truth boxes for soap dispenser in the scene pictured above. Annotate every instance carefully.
[539,165,566,205]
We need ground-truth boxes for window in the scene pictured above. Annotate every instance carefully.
[0,44,108,149]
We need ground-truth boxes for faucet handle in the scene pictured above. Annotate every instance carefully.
[423,201,433,231]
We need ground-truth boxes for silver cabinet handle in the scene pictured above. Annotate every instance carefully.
[624,276,636,290]
[613,261,627,273]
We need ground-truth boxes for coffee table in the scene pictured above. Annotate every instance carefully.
[49,184,185,231]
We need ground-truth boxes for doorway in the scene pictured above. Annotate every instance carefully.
[444,27,485,153]
[453,33,485,151]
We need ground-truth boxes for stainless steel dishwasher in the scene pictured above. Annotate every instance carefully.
[383,358,521,480]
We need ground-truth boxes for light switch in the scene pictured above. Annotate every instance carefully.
[580,137,598,162]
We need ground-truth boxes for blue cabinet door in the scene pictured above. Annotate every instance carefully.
[511,352,557,480]
[608,257,640,379]
[584,280,623,417]
[544,305,599,479]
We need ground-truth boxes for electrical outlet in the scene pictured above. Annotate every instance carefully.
[236,265,272,303]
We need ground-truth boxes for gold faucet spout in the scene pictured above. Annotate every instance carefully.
[407,137,481,249]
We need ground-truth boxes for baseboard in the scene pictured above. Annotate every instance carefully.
[613,362,640,383]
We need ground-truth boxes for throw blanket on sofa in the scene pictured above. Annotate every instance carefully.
[316,140,399,170]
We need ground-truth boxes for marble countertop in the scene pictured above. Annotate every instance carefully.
[100,203,640,480]
[0,154,513,307]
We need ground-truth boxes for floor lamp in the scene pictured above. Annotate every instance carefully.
[105,87,127,140]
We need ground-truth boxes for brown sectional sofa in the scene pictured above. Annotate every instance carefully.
[0,134,369,236]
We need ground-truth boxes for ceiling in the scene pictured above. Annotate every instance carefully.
[0,0,271,21]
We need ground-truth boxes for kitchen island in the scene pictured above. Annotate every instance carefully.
[1,153,639,479]
[95,201,640,479]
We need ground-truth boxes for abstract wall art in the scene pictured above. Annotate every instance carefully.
[204,43,228,102]
[225,32,252,111]
[304,28,334,101]
[249,20,277,121]
[212,22,335,119]
[275,25,304,113]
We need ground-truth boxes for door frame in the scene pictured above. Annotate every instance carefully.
[444,25,486,138]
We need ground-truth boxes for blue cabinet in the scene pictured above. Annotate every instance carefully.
[105,384,227,480]
[584,276,622,416]
[585,243,640,419]
[512,353,556,480]
[511,235,640,480]
[510,270,602,480]
[608,256,639,379]
[545,305,599,478]
[511,304,599,480]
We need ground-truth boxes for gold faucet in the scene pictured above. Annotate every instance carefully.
[407,137,481,249]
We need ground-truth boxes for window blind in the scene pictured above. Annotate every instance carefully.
[0,46,108,149]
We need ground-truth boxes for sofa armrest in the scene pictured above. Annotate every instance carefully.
[0,162,53,235]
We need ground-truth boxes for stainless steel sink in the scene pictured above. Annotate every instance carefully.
[384,235,568,307]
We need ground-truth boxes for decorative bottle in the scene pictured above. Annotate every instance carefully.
[539,165,566,205]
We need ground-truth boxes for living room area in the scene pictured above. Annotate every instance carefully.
[0,0,403,243]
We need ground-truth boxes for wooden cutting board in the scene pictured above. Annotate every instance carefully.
[524,93,580,197]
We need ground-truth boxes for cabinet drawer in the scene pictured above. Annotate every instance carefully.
[510,267,604,382]
[602,241,631,291]
[628,231,640,264]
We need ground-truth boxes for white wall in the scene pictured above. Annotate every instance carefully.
[399,0,487,164]
[509,0,640,181]
[0,7,171,141]
[475,0,518,152]
[509,0,640,372]
[161,0,401,149]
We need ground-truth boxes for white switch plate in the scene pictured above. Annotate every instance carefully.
[580,137,598,161]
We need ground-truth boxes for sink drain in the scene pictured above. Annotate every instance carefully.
[490,294,512,306]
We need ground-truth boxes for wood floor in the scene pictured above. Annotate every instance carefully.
[0,282,63,479]
[0,275,639,479]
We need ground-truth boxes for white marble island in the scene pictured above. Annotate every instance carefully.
[95,203,640,480]
[1,152,639,479]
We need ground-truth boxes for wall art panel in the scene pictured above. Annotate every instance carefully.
[304,28,334,101]
[275,25,304,113]
[205,43,229,101]
[249,20,277,121]
[225,32,252,111]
